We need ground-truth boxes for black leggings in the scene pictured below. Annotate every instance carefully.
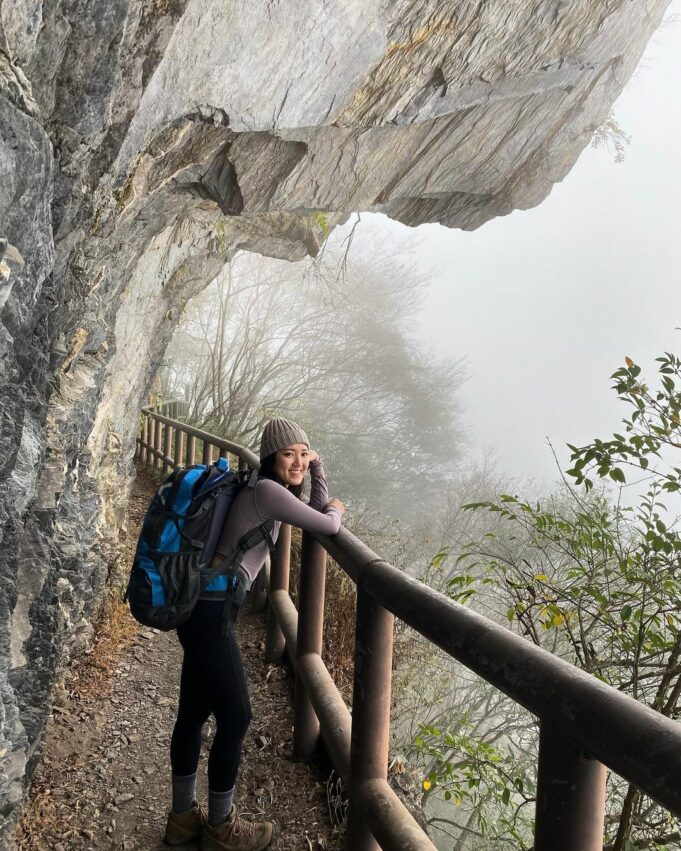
[170,601,251,792]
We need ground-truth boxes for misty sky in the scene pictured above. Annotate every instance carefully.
[334,5,681,489]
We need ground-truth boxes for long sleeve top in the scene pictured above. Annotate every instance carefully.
[202,459,342,597]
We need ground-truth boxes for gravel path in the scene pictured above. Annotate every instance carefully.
[16,469,343,851]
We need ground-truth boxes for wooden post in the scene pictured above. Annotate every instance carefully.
[143,415,153,466]
[265,523,292,662]
[173,427,184,471]
[137,419,145,463]
[163,424,173,474]
[186,434,196,467]
[293,532,327,760]
[154,418,163,470]
[345,588,394,851]
[534,720,607,851]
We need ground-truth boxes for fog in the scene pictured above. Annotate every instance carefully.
[331,4,681,489]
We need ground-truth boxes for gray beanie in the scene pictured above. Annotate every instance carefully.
[260,418,309,460]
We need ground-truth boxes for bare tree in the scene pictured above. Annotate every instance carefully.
[161,242,464,516]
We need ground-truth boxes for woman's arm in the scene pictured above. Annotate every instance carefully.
[255,478,342,535]
[308,458,329,511]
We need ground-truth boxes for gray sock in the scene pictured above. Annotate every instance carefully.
[208,787,235,827]
[171,771,197,814]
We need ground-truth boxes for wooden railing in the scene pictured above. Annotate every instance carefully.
[136,405,258,472]
[158,398,190,421]
[135,407,681,851]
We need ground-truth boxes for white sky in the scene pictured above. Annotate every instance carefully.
[338,4,681,488]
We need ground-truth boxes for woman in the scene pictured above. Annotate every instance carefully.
[163,418,345,851]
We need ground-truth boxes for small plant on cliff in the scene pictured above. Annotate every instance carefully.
[311,211,330,239]
[591,110,631,163]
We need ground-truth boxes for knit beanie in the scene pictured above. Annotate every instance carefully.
[260,418,309,460]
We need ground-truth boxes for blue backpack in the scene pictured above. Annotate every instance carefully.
[125,458,274,634]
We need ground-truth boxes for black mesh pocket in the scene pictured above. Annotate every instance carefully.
[126,553,203,631]
[156,551,202,605]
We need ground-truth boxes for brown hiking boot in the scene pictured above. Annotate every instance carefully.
[164,801,205,845]
[201,806,275,851]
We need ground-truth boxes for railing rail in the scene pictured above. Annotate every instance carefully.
[135,408,681,851]
[137,406,259,471]
[158,398,190,420]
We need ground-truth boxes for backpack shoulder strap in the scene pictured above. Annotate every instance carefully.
[235,518,275,565]
[218,518,276,635]
[198,518,275,594]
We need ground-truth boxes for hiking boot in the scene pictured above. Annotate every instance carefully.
[164,801,205,845]
[201,806,275,851]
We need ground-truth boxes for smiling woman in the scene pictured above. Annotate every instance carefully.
[273,444,312,489]
[164,417,345,851]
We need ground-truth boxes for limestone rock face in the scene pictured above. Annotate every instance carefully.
[0,0,672,839]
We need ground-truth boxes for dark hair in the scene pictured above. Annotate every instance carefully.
[258,452,303,499]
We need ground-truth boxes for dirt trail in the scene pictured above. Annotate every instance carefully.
[16,470,343,851]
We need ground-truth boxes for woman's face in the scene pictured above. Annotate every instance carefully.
[274,443,310,488]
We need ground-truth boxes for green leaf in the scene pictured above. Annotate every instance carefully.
[462,501,491,512]
[429,547,449,571]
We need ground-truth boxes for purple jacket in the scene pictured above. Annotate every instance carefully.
[210,459,342,590]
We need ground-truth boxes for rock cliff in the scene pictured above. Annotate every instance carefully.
[0,0,671,838]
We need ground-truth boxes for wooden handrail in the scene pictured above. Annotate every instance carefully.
[135,408,681,851]
[138,407,259,469]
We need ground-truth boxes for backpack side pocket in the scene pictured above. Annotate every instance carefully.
[127,552,202,631]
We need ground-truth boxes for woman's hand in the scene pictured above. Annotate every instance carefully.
[327,498,346,515]
[308,449,319,464]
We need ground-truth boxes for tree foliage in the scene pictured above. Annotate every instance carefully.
[411,352,681,850]
[567,352,681,495]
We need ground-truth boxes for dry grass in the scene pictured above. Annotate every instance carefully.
[14,592,142,849]
[63,466,155,703]
[66,591,140,702]
[16,786,60,851]
[321,567,357,702]
[288,531,357,703]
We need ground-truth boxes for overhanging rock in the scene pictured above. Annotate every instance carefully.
[118,0,659,228]
[0,0,672,840]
